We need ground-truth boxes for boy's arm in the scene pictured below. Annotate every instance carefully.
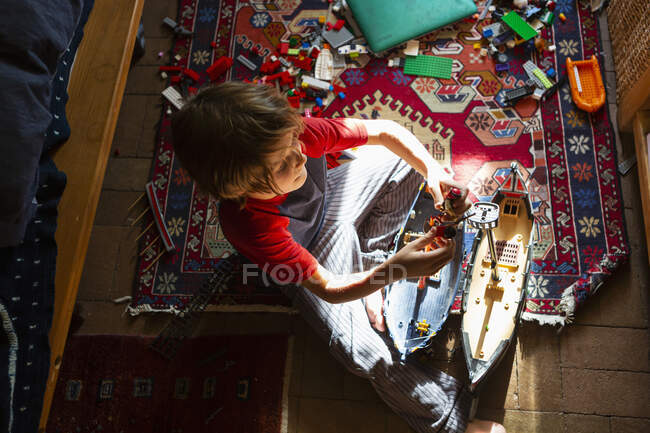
[301,229,455,303]
[343,118,469,213]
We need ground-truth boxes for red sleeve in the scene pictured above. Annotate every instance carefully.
[300,117,368,158]
[219,200,318,284]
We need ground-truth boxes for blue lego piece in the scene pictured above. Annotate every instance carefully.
[495,63,510,72]
[301,41,309,49]
[483,28,494,38]
[337,92,345,99]
[315,97,323,107]
[546,67,556,78]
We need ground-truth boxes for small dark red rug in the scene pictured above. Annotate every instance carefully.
[46,334,290,433]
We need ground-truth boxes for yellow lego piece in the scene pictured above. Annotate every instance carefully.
[473,42,481,50]
[318,15,326,24]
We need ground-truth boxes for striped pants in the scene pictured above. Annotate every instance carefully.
[284,147,472,433]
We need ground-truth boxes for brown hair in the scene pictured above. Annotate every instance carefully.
[170,81,303,206]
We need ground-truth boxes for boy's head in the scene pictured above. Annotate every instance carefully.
[171,81,307,205]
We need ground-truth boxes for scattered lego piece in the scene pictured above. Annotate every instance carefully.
[546,67,556,78]
[540,10,555,26]
[478,0,493,20]
[387,57,404,68]
[302,75,332,91]
[260,59,281,74]
[546,1,556,12]
[501,11,538,41]
[293,56,313,70]
[333,19,345,31]
[236,55,257,71]
[547,44,556,52]
[531,87,545,100]
[287,48,300,56]
[495,63,510,72]
[503,84,533,105]
[480,48,488,57]
[523,60,554,89]
[318,15,326,24]
[403,55,453,79]
[174,54,182,62]
[338,44,368,55]
[315,44,334,81]
[162,86,184,110]
[162,17,193,36]
[558,12,566,22]
[403,39,420,57]
[206,56,233,81]
[322,25,354,49]
[278,42,289,55]
[182,68,200,82]
[158,51,164,59]
[473,42,481,50]
[534,36,546,51]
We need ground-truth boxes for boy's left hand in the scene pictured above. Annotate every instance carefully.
[427,178,472,217]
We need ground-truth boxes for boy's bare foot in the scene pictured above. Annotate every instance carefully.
[364,289,385,332]
[465,419,506,433]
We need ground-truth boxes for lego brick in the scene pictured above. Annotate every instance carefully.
[403,55,453,79]
[162,86,184,110]
[501,10,538,40]
[236,54,257,71]
[322,25,355,49]
[533,69,553,88]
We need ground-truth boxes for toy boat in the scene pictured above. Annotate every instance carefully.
[460,163,535,391]
[383,183,466,362]
[566,55,605,113]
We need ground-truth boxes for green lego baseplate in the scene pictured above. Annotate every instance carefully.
[502,10,538,41]
[403,55,453,79]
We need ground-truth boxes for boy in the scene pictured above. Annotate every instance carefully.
[171,82,505,433]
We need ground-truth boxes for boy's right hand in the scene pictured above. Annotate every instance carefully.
[387,228,456,279]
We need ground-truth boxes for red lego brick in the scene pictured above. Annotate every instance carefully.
[333,19,345,31]
[325,22,333,31]
[260,60,281,74]
[170,75,182,84]
[310,47,320,59]
[206,56,233,82]
[182,68,200,82]
[287,95,301,108]
[278,42,289,55]
[293,56,313,70]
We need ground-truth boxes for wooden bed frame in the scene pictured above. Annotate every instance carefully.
[38,0,144,429]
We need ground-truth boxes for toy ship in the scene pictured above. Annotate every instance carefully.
[383,183,466,362]
[460,162,535,391]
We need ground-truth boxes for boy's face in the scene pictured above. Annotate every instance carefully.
[247,130,308,200]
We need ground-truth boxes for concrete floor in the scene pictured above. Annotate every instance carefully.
[72,1,649,432]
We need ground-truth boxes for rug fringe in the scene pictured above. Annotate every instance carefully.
[125,303,299,316]
[124,303,181,317]
[522,311,566,327]
[557,286,577,324]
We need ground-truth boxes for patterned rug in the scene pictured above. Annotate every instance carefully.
[129,0,629,326]
[46,334,291,433]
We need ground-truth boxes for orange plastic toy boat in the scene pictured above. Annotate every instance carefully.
[566,56,606,113]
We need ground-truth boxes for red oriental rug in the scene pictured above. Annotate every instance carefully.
[46,334,291,433]
[128,0,629,326]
